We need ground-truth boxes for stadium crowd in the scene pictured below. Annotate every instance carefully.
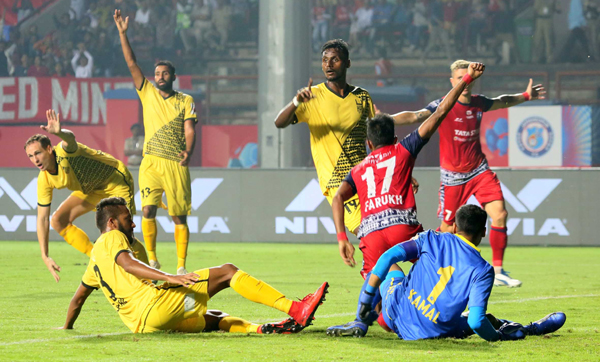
[0,0,599,78]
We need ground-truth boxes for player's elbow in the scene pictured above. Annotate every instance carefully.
[274,118,288,129]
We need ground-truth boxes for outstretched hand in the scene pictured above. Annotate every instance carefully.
[526,79,546,100]
[113,9,129,34]
[296,78,314,103]
[41,109,61,136]
[467,62,485,80]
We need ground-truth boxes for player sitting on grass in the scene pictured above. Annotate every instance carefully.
[25,110,148,283]
[58,197,328,334]
[331,204,565,340]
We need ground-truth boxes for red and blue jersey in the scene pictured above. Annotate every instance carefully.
[426,95,494,186]
[344,129,428,238]
[381,230,495,340]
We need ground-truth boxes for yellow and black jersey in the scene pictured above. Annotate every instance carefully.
[37,142,130,206]
[136,79,197,163]
[295,83,374,196]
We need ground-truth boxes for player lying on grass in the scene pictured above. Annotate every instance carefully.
[329,204,565,340]
[24,110,148,283]
[327,62,485,336]
[58,197,328,334]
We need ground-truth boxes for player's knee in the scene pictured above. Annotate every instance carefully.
[142,206,157,219]
[491,209,508,224]
[50,212,69,232]
[219,263,239,279]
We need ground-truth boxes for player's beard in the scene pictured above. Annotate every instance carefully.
[157,79,174,92]
[117,223,135,246]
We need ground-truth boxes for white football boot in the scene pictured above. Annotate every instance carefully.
[494,270,522,288]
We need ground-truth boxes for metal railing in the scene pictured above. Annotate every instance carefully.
[555,70,600,105]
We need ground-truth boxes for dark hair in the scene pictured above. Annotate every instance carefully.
[130,123,142,130]
[155,60,176,75]
[321,39,350,61]
[367,114,395,148]
[455,204,488,237]
[24,134,52,150]
[96,197,128,231]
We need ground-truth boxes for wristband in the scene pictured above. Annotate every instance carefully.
[337,232,348,242]
[522,92,531,101]
[292,96,300,107]
[462,74,474,85]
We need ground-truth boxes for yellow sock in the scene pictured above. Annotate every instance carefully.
[175,224,189,269]
[218,316,260,333]
[230,270,293,314]
[130,237,149,264]
[59,224,93,256]
[142,218,157,261]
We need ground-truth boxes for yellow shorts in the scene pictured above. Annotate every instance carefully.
[71,165,136,214]
[139,154,192,216]
[138,268,210,333]
[326,187,362,235]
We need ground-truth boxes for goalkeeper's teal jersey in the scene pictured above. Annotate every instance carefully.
[381,230,495,340]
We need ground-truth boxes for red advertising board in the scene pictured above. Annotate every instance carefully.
[201,125,258,168]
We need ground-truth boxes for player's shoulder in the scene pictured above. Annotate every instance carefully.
[349,84,371,98]
[176,89,195,101]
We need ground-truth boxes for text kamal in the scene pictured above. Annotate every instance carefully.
[407,289,440,324]
[364,194,403,213]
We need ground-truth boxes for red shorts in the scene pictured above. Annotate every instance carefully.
[437,169,504,225]
[358,223,423,279]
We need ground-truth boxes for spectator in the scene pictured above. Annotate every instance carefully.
[468,0,488,51]
[422,0,453,61]
[12,0,34,24]
[53,13,75,47]
[74,16,93,44]
[92,31,114,77]
[586,0,600,59]
[91,0,113,29]
[332,0,352,40]
[407,0,428,51]
[135,0,152,26]
[559,0,595,62]
[349,0,374,54]
[71,44,93,78]
[70,0,87,20]
[488,0,516,64]
[312,0,331,52]
[532,0,561,63]
[24,25,40,52]
[0,41,9,77]
[51,62,73,77]
[389,0,411,48]
[374,47,393,86]
[13,53,29,76]
[27,55,48,76]
[124,123,145,167]
[213,0,232,52]
[368,0,394,53]
[182,0,214,53]
[153,9,177,60]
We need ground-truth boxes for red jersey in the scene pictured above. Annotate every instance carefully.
[425,95,494,185]
[344,130,427,238]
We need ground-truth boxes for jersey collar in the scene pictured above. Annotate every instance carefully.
[323,82,354,99]
[455,234,481,253]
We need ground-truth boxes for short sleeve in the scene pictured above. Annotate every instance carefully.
[106,231,133,263]
[399,129,429,157]
[343,171,357,194]
[184,96,198,123]
[294,101,310,124]
[467,266,494,309]
[477,95,494,112]
[425,98,442,113]
[37,173,53,207]
[136,78,157,104]
[81,262,100,290]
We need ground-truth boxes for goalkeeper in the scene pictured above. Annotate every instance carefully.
[331,204,566,341]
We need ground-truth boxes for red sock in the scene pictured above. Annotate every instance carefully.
[489,226,507,267]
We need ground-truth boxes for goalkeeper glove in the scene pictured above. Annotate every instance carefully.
[498,322,526,341]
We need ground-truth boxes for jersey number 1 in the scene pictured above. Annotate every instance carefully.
[361,156,396,197]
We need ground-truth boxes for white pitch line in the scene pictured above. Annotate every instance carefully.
[2,293,598,346]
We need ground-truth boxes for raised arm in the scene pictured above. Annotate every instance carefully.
[41,109,77,153]
[114,9,144,90]
[389,108,433,126]
[418,62,485,139]
[487,79,545,111]
[59,283,94,329]
[37,205,61,282]
[274,78,314,128]
[332,181,358,268]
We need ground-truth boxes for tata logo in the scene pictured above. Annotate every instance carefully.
[467,178,568,236]
[275,179,335,234]
[133,178,229,234]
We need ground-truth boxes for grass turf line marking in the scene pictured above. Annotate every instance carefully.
[3,293,598,346]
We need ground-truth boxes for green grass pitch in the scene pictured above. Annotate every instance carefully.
[1,241,599,361]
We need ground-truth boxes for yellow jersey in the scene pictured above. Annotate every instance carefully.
[136,79,198,163]
[81,230,160,333]
[295,83,374,196]
[37,142,130,206]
